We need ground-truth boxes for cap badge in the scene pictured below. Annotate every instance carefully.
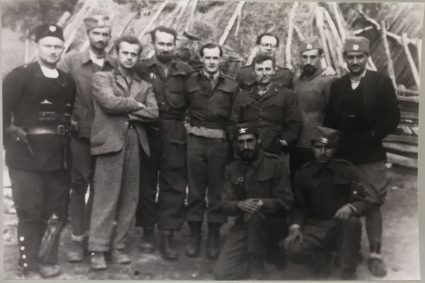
[320,137,329,144]
[306,44,312,49]
[353,44,359,51]
[49,25,56,32]
[238,127,248,134]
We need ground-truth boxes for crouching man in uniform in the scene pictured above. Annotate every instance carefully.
[281,126,371,280]
[3,24,75,278]
[212,124,293,280]
[88,35,158,270]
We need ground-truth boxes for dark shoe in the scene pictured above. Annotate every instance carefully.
[368,254,387,277]
[140,226,155,253]
[341,270,358,280]
[249,255,265,280]
[160,230,179,261]
[313,252,333,278]
[90,252,107,270]
[111,249,131,264]
[185,221,202,257]
[206,223,220,260]
[67,240,85,262]
[38,264,61,278]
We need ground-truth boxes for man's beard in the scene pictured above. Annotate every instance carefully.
[90,42,107,54]
[237,146,260,162]
[157,52,173,63]
[302,64,317,77]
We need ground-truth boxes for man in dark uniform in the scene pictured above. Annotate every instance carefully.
[3,24,75,278]
[135,26,193,260]
[290,37,337,178]
[236,32,294,90]
[282,126,371,280]
[212,124,293,280]
[324,37,400,277]
[58,14,114,262]
[184,43,239,260]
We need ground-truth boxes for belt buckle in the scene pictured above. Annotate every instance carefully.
[57,125,65,135]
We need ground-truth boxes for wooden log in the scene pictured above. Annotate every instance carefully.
[381,20,397,89]
[353,26,374,35]
[174,0,190,28]
[402,32,420,88]
[246,46,259,66]
[386,152,417,169]
[324,27,339,72]
[411,127,419,136]
[330,2,346,41]
[323,8,344,74]
[417,39,422,69]
[138,0,170,41]
[234,7,243,39]
[183,0,198,33]
[293,24,304,42]
[397,88,420,96]
[384,134,418,145]
[24,31,30,64]
[285,2,298,69]
[219,1,246,46]
[57,11,71,27]
[383,142,418,154]
[316,7,331,67]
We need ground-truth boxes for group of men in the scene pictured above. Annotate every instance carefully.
[3,12,400,280]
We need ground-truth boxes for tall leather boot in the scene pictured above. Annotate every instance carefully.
[140,226,155,253]
[206,223,221,260]
[185,221,202,257]
[159,230,178,261]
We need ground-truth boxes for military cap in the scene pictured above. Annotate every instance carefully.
[299,36,322,53]
[83,15,111,31]
[311,126,340,146]
[233,123,259,139]
[33,23,64,42]
[343,36,370,54]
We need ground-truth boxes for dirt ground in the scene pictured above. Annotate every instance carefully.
[2,165,419,280]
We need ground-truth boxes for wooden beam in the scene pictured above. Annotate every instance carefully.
[397,95,419,103]
[234,7,243,39]
[402,32,420,88]
[219,1,246,46]
[330,2,346,41]
[316,7,331,67]
[285,2,298,69]
[383,142,418,154]
[353,26,374,35]
[397,88,420,96]
[386,152,417,168]
[293,24,304,42]
[57,12,71,27]
[138,0,170,41]
[381,20,397,90]
[417,39,422,70]
[384,134,418,145]
[184,0,198,33]
[323,8,344,74]
[174,0,190,28]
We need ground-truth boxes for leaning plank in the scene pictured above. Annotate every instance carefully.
[316,7,331,67]
[138,0,170,41]
[330,2,346,41]
[381,20,397,89]
[384,134,418,145]
[386,152,417,169]
[397,88,420,96]
[183,0,198,33]
[285,2,298,69]
[219,1,246,45]
[402,33,420,88]
[383,142,418,154]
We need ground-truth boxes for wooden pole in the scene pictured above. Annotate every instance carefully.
[380,20,397,90]
[285,2,298,69]
[184,0,198,33]
[138,0,170,41]
[323,8,344,74]
[246,46,259,66]
[234,7,243,39]
[316,7,331,67]
[402,32,420,88]
[24,31,30,64]
[219,1,246,46]
[293,24,304,42]
[417,39,422,70]
[174,0,190,28]
[331,2,346,41]
[57,11,71,27]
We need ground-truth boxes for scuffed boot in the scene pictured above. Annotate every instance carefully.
[67,239,85,262]
[159,230,178,261]
[140,226,155,253]
[111,249,131,264]
[185,221,202,257]
[206,223,220,260]
[90,251,107,270]
[368,253,387,277]
[249,254,265,280]
[38,264,61,278]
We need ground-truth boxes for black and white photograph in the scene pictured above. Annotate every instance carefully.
[1,0,422,280]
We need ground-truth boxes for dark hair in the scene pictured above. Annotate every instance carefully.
[199,43,223,57]
[114,35,142,55]
[256,32,280,47]
[252,54,275,68]
[150,26,177,43]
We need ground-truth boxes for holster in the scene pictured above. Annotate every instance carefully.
[38,214,66,264]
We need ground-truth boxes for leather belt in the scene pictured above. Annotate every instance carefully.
[27,125,69,136]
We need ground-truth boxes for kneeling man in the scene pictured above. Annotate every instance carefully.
[213,124,293,280]
[282,126,371,280]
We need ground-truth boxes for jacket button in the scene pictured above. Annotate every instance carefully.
[20,246,25,251]
[19,236,24,242]
[22,254,27,259]
[23,263,28,268]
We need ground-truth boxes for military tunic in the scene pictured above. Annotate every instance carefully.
[213,150,293,280]
[236,64,294,90]
[3,62,75,271]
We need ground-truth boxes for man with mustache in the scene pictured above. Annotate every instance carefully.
[282,126,371,280]
[3,23,75,278]
[290,37,337,178]
[58,14,114,262]
[212,124,293,280]
[184,43,239,260]
[135,26,193,260]
[324,36,401,277]
[88,35,158,270]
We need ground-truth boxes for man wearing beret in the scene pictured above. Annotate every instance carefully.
[282,126,371,280]
[236,32,294,90]
[3,23,75,277]
[58,14,114,263]
[290,37,337,178]
[88,35,158,270]
[212,124,293,280]
[324,36,400,277]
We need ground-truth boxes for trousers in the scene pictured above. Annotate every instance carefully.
[88,128,140,252]
[186,134,228,224]
[9,169,69,270]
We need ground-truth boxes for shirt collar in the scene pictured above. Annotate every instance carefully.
[113,65,141,82]
[201,69,221,80]
[81,48,113,65]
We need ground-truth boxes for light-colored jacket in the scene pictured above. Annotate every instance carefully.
[91,67,158,156]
